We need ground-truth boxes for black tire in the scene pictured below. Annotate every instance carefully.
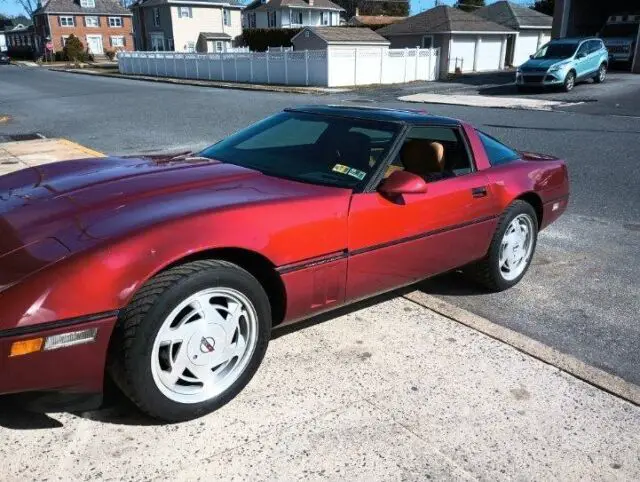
[467,200,538,292]
[108,260,271,422]
[593,63,606,83]
[563,71,576,92]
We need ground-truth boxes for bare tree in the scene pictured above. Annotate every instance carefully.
[3,0,40,18]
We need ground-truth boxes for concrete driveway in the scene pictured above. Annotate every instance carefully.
[1,295,639,481]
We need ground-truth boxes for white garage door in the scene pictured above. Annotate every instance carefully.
[514,31,541,66]
[449,35,476,72]
[477,36,503,71]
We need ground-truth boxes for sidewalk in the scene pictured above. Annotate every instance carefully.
[0,137,104,176]
[0,294,638,480]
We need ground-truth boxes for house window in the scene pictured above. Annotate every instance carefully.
[186,41,195,52]
[215,40,223,52]
[178,7,192,18]
[80,0,95,7]
[421,35,433,49]
[61,35,70,46]
[290,11,302,25]
[223,8,231,26]
[85,16,99,27]
[267,11,276,28]
[320,12,328,25]
[60,16,75,27]
[108,17,123,27]
[110,35,125,47]
[247,12,256,28]
[153,7,160,27]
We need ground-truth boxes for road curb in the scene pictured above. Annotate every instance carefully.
[403,291,640,407]
[57,138,105,158]
[48,67,349,95]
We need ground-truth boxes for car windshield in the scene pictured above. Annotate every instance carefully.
[600,23,639,37]
[533,42,578,59]
[199,111,401,189]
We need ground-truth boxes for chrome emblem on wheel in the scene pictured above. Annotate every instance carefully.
[200,337,216,353]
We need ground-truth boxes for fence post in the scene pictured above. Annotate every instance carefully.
[305,50,309,86]
[184,55,187,78]
[155,54,159,77]
[266,50,270,84]
[234,53,238,81]
[414,47,419,80]
[379,48,384,83]
[173,55,177,78]
[195,55,199,79]
[221,53,225,81]
[146,54,150,75]
[284,50,288,85]
[163,54,167,76]
[208,54,212,80]
[250,52,254,82]
[427,48,432,80]
[353,48,358,85]
[404,47,408,82]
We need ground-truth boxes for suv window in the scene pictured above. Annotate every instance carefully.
[576,42,589,56]
[477,131,520,166]
[588,40,602,54]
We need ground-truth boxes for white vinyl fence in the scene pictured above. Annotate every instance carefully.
[118,47,440,88]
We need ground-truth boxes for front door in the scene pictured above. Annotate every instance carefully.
[346,125,499,302]
[574,41,590,77]
[86,35,103,55]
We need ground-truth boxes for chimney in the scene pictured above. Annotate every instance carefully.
[355,7,359,16]
[308,0,314,5]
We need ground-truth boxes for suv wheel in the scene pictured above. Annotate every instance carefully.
[594,63,606,83]
[563,71,576,92]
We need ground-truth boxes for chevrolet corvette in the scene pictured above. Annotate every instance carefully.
[0,106,569,421]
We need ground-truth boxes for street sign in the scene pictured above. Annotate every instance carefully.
[46,42,53,51]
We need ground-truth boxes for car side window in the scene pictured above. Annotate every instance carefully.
[576,42,589,56]
[477,131,520,167]
[587,40,600,54]
[384,126,473,182]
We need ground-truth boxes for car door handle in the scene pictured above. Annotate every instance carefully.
[471,186,488,198]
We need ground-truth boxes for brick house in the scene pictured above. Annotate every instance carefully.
[33,0,134,56]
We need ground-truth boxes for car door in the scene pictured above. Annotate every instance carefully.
[345,125,500,302]
[574,41,590,77]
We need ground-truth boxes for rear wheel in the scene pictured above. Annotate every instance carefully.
[594,63,606,83]
[467,200,538,292]
[109,260,271,422]
[563,71,576,92]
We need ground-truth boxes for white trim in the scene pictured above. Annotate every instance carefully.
[108,16,124,27]
[86,34,104,54]
[449,31,513,35]
[518,25,552,30]
[59,16,75,27]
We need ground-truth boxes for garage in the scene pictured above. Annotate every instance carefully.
[476,1,552,68]
[378,5,513,78]
[449,35,476,72]
[477,36,504,71]
[552,0,640,72]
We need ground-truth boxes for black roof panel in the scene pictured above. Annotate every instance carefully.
[286,104,461,125]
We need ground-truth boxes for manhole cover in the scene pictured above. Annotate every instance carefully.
[7,133,46,141]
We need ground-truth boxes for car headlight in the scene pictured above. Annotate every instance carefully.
[548,63,566,73]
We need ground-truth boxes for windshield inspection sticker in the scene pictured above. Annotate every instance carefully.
[347,168,366,180]
[332,164,351,174]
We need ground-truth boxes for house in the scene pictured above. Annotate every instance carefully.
[377,6,514,76]
[131,0,243,52]
[31,0,133,56]
[4,22,39,54]
[242,0,344,30]
[475,1,551,67]
[347,15,406,30]
[291,26,389,51]
[0,30,5,52]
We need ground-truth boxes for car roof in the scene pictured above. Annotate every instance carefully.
[285,105,461,126]
[549,37,597,44]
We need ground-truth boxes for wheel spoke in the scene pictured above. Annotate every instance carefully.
[158,346,190,387]
[157,308,199,344]
[193,295,226,325]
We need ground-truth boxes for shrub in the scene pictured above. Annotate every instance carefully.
[63,34,84,62]
[6,46,36,61]
[104,49,116,61]
[240,28,301,52]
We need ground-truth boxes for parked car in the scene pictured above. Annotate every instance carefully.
[0,106,569,422]
[598,14,639,66]
[516,38,608,92]
[0,53,10,65]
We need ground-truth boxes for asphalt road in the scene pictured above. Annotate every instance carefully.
[1,65,639,386]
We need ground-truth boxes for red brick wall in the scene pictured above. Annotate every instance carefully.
[42,13,134,53]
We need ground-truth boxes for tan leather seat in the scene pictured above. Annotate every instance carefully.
[400,140,445,178]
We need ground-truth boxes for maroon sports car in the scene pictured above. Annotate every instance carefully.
[0,106,569,421]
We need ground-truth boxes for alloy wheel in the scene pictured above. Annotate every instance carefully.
[498,214,535,281]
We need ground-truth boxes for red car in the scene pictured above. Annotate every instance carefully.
[0,106,569,421]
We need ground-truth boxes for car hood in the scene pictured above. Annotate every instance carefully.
[521,58,570,71]
[0,154,346,257]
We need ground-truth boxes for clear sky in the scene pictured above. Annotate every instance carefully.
[1,0,534,19]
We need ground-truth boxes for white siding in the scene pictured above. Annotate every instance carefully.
[246,8,339,29]
[514,31,541,66]
[171,6,242,52]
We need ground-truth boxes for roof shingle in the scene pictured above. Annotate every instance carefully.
[347,15,406,27]
[377,5,514,36]
[302,26,390,43]
[244,0,343,13]
[35,0,132,15]
[475,1,552,29]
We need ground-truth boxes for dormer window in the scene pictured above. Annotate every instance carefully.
[80,0,95,8]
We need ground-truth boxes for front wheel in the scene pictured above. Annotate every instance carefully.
[467,200,538,292]
[563,71,576,92]
[109,260,271,422]
[594,63,606,83]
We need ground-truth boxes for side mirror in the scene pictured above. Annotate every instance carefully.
[378,170,428,197]
[529,54,533,59]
